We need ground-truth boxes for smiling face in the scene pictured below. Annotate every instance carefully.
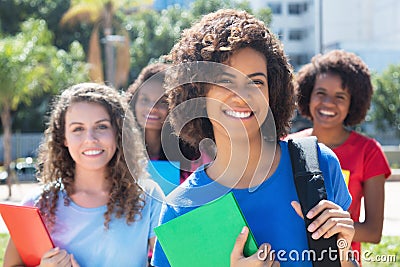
[64,101,117,173]
[309,72,351,129]
[205,47,269,141]
[134,80,168,131]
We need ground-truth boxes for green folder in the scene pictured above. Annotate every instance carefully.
[154,192,258,267]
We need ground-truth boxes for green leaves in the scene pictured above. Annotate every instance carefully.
[0,17,88,139]
[123,0,272,80]
[0,18,88,110]
[371,64,400,137]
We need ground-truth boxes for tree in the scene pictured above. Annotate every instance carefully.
[124,0,272,81]
[371,64,400,138]
[0,0,92,133]
[0,18,88,197]
[60,0,153,89]
[1,0,272,88]
[124,6,193,80]
[0,0,74,49]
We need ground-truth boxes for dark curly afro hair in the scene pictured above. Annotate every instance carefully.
[296,49,373,126]
[164,9,295,148]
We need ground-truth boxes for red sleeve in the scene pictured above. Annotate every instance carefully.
[363,138,391,180]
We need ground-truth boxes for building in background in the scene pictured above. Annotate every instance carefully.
[250,0,319,70]
[250,0,399,143]
[323,0,400,73]
[250,0,400,73]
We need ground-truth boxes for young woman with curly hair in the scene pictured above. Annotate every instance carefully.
[127,62,207,185]
[287,49,391,262]
[4,83,164,267]
[152,9,356,267]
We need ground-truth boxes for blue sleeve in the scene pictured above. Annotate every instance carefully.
[318,143,352,211]
[21,190,42,206]
[151,202,178,267]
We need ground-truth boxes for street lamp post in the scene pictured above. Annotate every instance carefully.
[101,34,125,88]
[315,0,324,54]
[319,0,323,53]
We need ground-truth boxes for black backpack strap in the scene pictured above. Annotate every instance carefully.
[288,137,340,267]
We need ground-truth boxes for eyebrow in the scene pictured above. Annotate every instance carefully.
[220,71,267,79]
[248,72,267,79]
[315,87,349,95]
[68,118,111,127]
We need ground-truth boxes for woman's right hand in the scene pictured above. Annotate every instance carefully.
[230,226,280,267]
[39,247,78,267]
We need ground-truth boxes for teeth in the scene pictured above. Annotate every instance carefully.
[320,110,335,116]
[83,150,103,155]
[225,110,252,118]
[147,114,160,120]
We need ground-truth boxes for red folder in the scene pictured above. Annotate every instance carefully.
[0,203,54,267]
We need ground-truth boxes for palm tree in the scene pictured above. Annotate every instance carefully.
[0,19,88,198]
[0,21,54,198]
[60,0,153,88]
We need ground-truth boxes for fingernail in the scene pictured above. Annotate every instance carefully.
[241,226,247,234]
[307,223,315,232]
[306,211,314,218]
[312,232,318,239]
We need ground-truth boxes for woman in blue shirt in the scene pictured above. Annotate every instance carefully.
[4,83,164,267]
[152,9,356,267]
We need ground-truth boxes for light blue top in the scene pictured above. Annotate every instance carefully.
[24,179,164,267]
[152,141,352,267]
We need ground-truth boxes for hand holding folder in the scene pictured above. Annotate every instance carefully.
[0,203,54,267]
[154,192,258,267]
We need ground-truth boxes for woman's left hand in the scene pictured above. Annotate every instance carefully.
[291,200,354,253]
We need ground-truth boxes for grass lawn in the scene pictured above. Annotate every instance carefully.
[362,236,400,266]
[0,233,9,264]
[0,233,398,265]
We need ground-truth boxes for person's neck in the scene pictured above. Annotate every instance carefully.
[312,125,350,149]
[71,168,111,208]
[145,129,162,158]
[73,168,110,192]
[207,133,279,189]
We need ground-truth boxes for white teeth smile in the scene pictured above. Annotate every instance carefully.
[147,114,160,120]
[319,110,335,116]
[225,110,252,118]
[83,150,103,156]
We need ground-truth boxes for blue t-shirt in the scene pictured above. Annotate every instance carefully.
[23,179,164,267]
[152,141,351,267]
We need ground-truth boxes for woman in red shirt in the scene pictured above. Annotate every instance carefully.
[288,49,391,263]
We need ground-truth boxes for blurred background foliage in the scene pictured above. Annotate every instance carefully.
[371,65,400,138]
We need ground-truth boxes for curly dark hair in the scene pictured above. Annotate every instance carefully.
[127,62,169,106]
[164,9,295,148]
[126,62,201,166]
[127,62,169,160]
[296,49,373,126]
[36,83,147,230]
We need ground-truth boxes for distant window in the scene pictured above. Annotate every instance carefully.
[288,29,307,41]
[290,54,309,67]
[288,2,308,15]
[268,3,282,14]
[276,29,284,40]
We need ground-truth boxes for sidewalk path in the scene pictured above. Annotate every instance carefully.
[381,180,400,236]
[0,181,399,235]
